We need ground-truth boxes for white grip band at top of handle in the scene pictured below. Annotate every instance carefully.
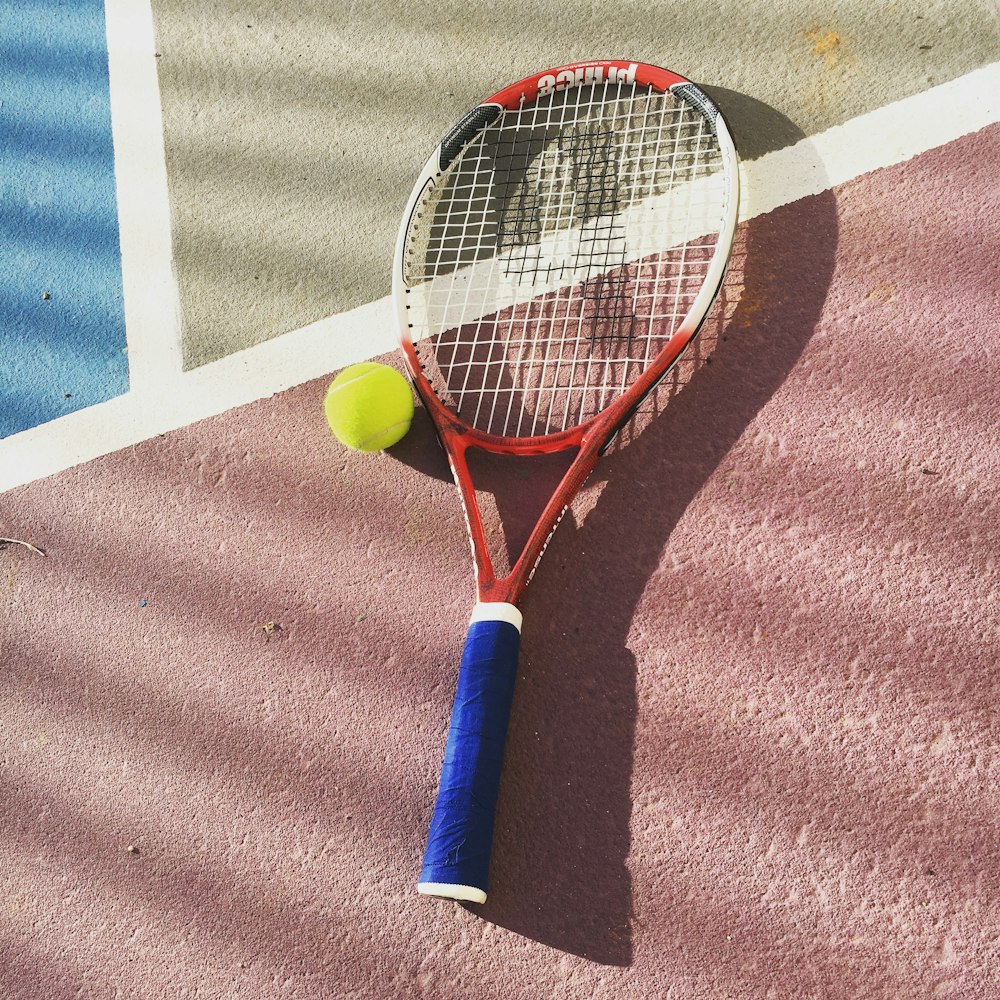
[469,602,522,631]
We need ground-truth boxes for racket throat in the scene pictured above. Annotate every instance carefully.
[448,438,601,606]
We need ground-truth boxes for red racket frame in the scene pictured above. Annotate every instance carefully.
[397,60,738,608]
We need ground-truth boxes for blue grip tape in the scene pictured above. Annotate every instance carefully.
[419,618,521,898]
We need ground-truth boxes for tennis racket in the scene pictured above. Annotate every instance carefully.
[396,60,739,903]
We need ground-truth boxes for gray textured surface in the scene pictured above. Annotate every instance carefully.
[150,0,999,368]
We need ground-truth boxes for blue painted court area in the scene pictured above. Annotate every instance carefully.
[0,0,127,439]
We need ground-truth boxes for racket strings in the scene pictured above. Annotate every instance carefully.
[405,80,729,437]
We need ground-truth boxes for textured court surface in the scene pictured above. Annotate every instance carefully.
[2,3,999,998]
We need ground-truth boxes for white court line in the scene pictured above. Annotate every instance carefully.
[1,60,998,495]
[0,300,396,493]
[739,61,1000,222]
[104,0,184,391]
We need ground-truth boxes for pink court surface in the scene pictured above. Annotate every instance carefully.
[2,6,999,999]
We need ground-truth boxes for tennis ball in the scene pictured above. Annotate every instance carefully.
[323,362,414,451]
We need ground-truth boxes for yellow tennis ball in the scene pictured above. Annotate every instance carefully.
[323,362,414,451]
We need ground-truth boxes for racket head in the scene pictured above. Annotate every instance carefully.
[394,60,740,453]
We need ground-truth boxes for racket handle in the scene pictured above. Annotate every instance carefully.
[418,602,523,903]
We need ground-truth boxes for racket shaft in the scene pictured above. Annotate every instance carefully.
[419,608,522,902]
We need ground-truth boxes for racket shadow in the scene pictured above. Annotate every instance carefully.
[460,97,839,965]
